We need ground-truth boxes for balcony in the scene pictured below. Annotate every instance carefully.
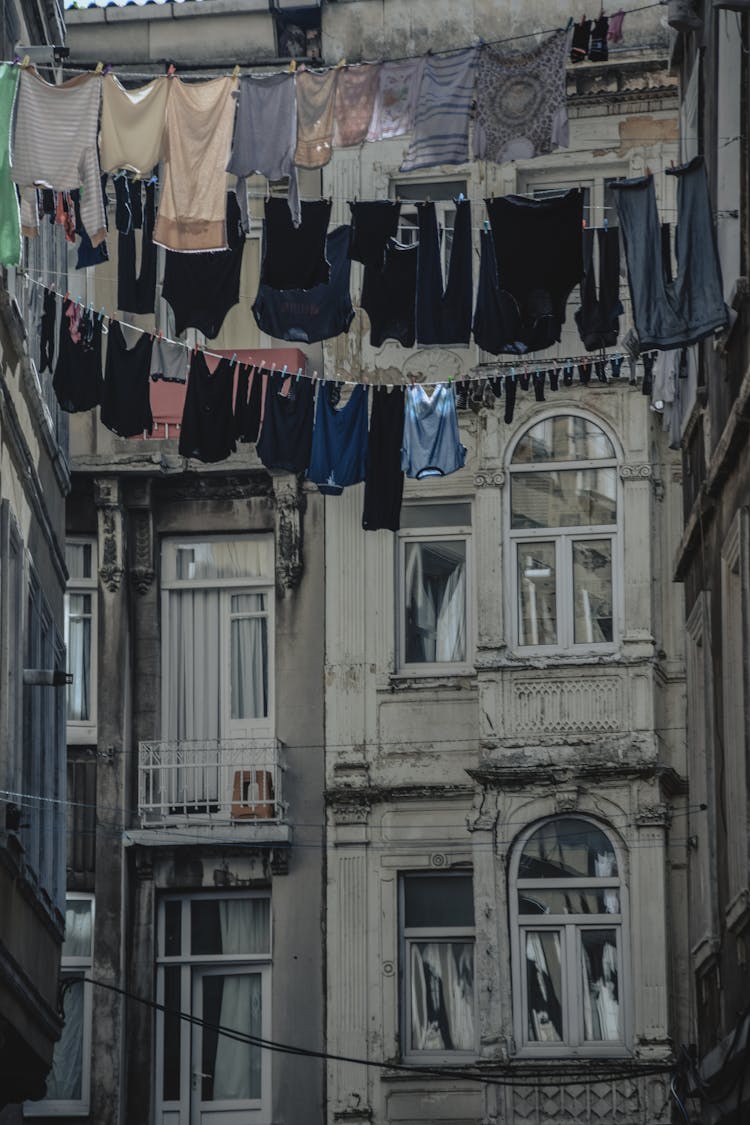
[136,739,288,842]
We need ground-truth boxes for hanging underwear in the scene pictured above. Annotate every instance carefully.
[253,226,354,344]
[53,299,103,413]
[162,192,245,340]
[401,384,466,479]
[361,239,417,348]
[150,335,190,384]
[574,226,623,351]
[178,351,237,463]
[259,197,332,291]
[416,199,472,346]
[101,321,154,437]
[472,229,527,355]
[117,178,156,315]
[362,386,405,532]
[308,383,369,496]
[485,189,584,353]
[256,372,315,473]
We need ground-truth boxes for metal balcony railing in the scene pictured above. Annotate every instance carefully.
[138,739,285,827]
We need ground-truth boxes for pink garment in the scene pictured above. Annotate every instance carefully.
[608,10,626,42]
[153,76,237,252]
[295,69,338,169]
[333,63,380,147]
[366,58,425,142]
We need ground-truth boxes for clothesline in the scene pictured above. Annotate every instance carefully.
[22,271,653,385]
[36,1,667,82]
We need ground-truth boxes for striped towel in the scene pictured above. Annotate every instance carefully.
[400,48,478,172]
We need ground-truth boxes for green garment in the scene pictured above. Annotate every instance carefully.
[0,65,21,267]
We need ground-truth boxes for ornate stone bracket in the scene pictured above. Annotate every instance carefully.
[271,474,306,596]
[619,463,653,482]
[94,478,125,593]
[474,469,506,489]
[128,481,155,595]
[636,802,672,828]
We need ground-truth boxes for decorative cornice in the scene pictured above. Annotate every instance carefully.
[474,470,506,489]
[635,802,672,828]
[272,474,306,595]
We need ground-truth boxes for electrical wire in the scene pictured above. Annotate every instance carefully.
[84,974,676,1089]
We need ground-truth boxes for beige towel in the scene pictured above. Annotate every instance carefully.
[100,74,169,175]
[295,69,338,169]
[333,63,380,148]
[153,76,236,252]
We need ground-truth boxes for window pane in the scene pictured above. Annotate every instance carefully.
[573,540,613,644]
[231,593,266,614]
[511,469,617,529]
[520,819,619,880]
[511,415,615,464]
[581,930,621,1041]
[404,541,466,663]
[201,973,262,1101]
[518,888,620,915]
[163,965,181,1101]
[400,503,471,529]
[393,179,467,201]
[164,900,182,957]
[65,542,92,580]
[191,898,270,956]
[170,538,273,581]
[230,616,268,719]
[66,600,91,722]
[45,977,84,1100]
[517,542,557,646]
[404,874,474,928]
[526,931,564,1042]
[410,942,474,1051]
[63,900,92,957]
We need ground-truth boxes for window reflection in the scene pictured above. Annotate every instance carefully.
[512,415,615,463]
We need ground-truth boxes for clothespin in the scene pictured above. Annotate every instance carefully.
[296,368,303,382]
[670,159,675,170]
[337,58,347,68]
[582,218,587,230]
[232,65,240,79]
[167,63,176,77]
[103,64,112,76]
[21,56,30,69]
[566,16,574,30]
[281,364,288,378]
[603,216,608,230]
[97,307,105,322]
[158,329,164,339]
[230,352,238,368]
[483,219,490,231]
[289,59,297,73]
[94,61,103,75]
[64,289,70,302]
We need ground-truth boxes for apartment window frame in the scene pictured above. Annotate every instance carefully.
[507,411,622,657]
[64,538,98,744]
[0,500,24,793]
[25,894,95,1118]
[399,871,477,1063]
[390,178,467,276]
[510,816,630,1059]
[155,892,272,1121]
[397,501,473,675]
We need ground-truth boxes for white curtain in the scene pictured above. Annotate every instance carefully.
[405,544,466,663]
[66,598,90,721]
[166,589,221,742]
[213,901,263,1100]
[581,935,620,1041]
[410,942,474,1051]
[230,599,267,720]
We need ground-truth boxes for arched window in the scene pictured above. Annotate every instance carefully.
[510,817,627,1056]
[508,414,620,652]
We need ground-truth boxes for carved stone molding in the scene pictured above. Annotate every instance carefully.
[474,469,506,489]
[619,463,653,481]
[130,507,155,595]
[329,801,371,827]
[95,479,125,593]
[555,786,581,813]
[271,474,306,595]
[636,803,672,828]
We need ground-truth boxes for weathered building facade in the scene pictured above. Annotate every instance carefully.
[670,1,750,1121]
[321,4,689,1125]
[0,2,68,1122]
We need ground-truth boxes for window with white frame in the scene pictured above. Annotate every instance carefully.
[161,537,274,742]
[155,893,271,1121]
[510,817,627,1056]
[400,872,476,1058]
[398,502,472,671]
[508,414,620,653]
[25,895,94,1117]
[65,539,97,742]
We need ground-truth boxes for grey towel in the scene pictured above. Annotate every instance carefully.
[400,48,478,172]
